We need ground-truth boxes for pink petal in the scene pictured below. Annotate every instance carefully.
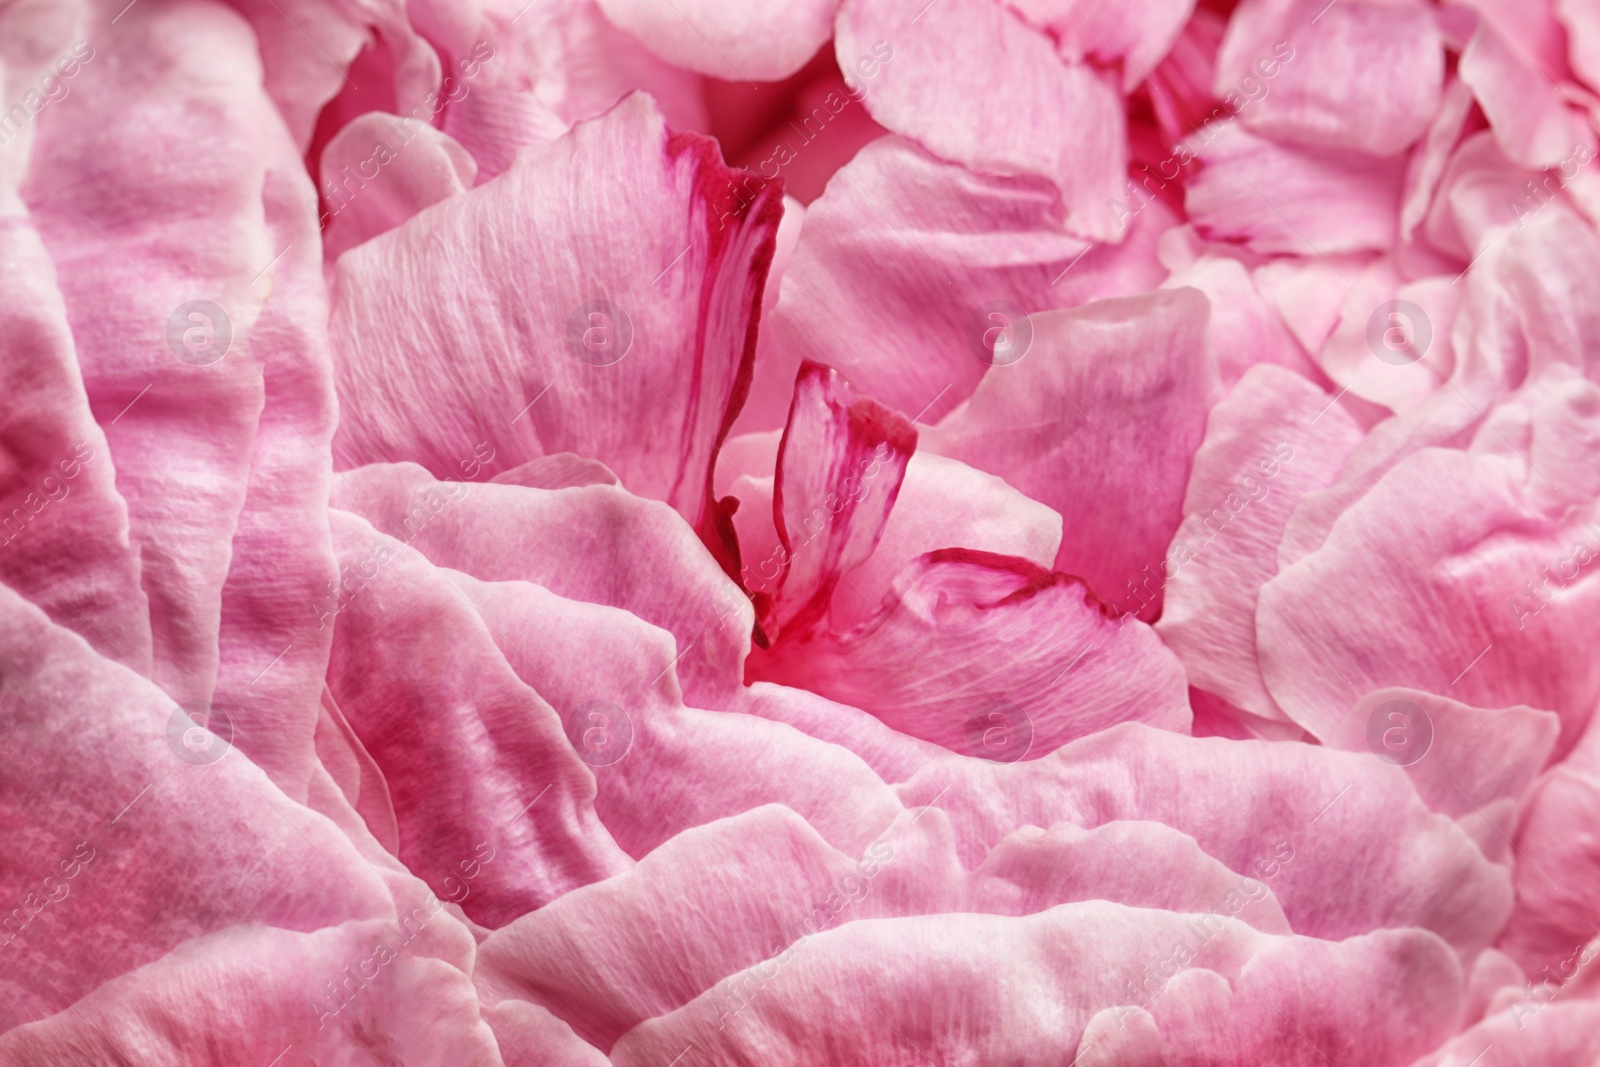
[608,902,1462,1066]
[1157,365,1363,720]
[1216,0,1443,156]
[830,451,1063,632]
[24,1,285,703]
[435,0,708,179]
[1007,0,1197,89]
[1182,118,1405,254]
[328,94,782,549]
[1457,0,1594,169]
[922,288,1216,619]
[837,0,1128,239]
[741,135,1171,433]
[0,582,394,1027]
[0,922,499,1063]
[330,462,753,707]
[325,510,634,925]
[1259,448,1600,748]
[319,113,477,260]
[594,0,834,80]
[896,723,1513,954]
[751,550,1192,760]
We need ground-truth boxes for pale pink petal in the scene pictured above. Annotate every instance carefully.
[608,903,1462,1067]
[0,197,149,665]
[0,582,394,1026]
[1259,448,1600,747]
[434,547,905,859]
[1410,999,1600,1067]
[728,681,951,783]
[1160,255,1323,390]
[25,1,282,703]
[328,95,782,552]
[741,135,1171,434]
[330,463,754,707]
[1457,0,1594,169]
[594,0,834,79]
[211,128,344,798]
[0,921,501,1064]
[433,0,708,179]
[1007,0,1196,89]
[896,723,1513,955]
[1183,118,1405,254]
[922,289,1216,619]
[1496,707,1600,974]
[224,0,440,149]
[325,509,633,925]
[1157,365,1363,720]
[752,550,1191,760]
[1326,687,1559,860]
[1558,0,1600,91]
[1216,0,1443,156]
[830,451,1063,632]
[490,452,621,489]
[319,112,477,260]
[1313,263,1459,414]
[837,0,1128,240]
[1400,77,1480,242]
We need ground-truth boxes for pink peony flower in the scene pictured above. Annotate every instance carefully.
[2,0,1599,1062]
